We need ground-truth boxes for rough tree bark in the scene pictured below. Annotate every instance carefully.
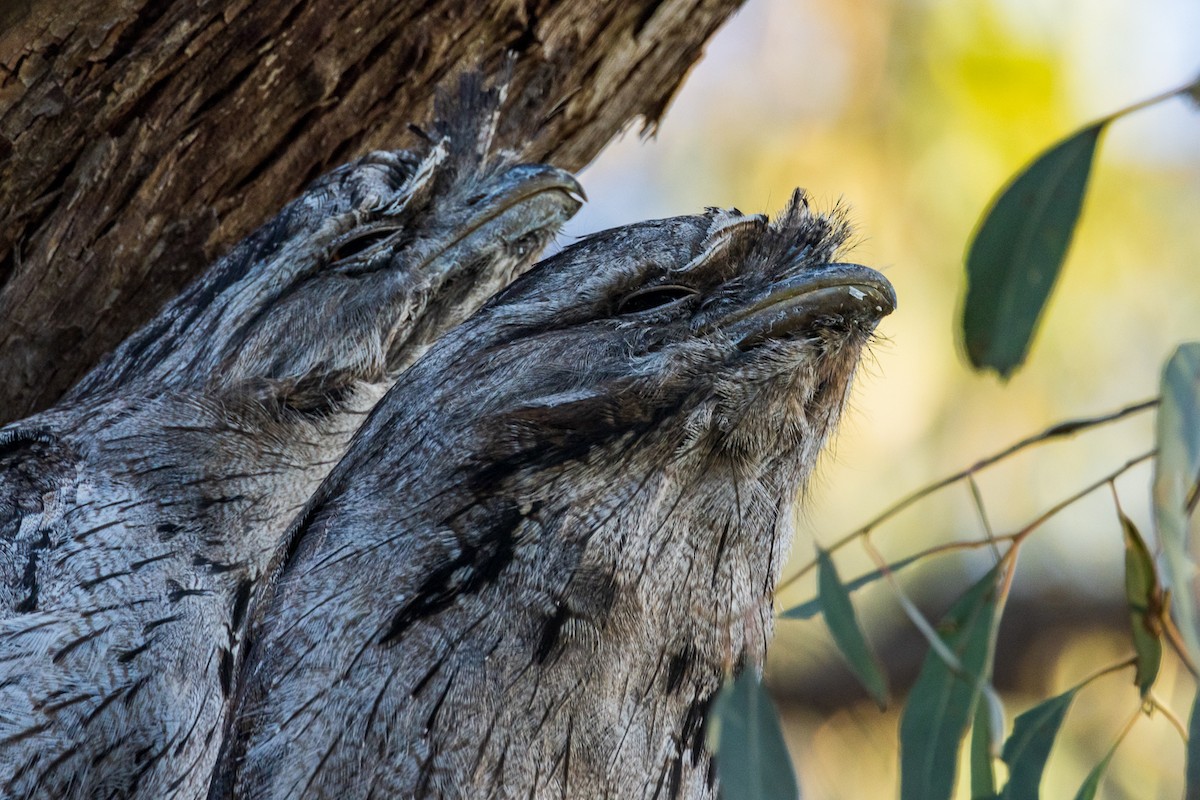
[0,0,743,424]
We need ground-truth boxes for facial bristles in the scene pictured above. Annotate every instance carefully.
[680,190,851,282]
[756,189,851,275]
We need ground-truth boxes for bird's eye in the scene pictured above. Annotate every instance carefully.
[512,231,542,258]
[333,229,394,261]
[615,285,699,315]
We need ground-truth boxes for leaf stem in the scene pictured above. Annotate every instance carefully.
[1149,692,1190,744]
[1100,76,1200,124]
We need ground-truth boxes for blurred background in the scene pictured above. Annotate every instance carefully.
[561,0,1200,796]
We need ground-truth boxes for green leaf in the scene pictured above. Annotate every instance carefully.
[900,564,1004,800]
[1186,693,1200,800]
[1072,739,1119,800]
[781,553,924,620]
[962,122,1104,377]
[999,688,1078,799]
[816,549,890,709]
[1154,343,1200,665]
[970,698,998,800]
[707,671,800,800]
[1120,511,1163,696]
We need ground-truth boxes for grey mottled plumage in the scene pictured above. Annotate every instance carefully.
[0,79,581,799]
[214,192,895,799]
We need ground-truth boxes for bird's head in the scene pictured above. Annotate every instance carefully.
[214,75,586,394]
[335,190,895,664]
[72,74,583,400]
[414,189,895,487]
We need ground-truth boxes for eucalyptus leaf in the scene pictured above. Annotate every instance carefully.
[970,698,998,800]
[1120,511,1163,696]
[708,671,800,800]
[999,688,1078,799]
[781,553,924,621]
[1154,343,1200,665]
[1187,693,1200,800]
[899,564,1004,800]
[816,549,889,708]
[962,122,1104,377]
[1073,740,1119,800]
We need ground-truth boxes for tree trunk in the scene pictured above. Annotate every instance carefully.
[0,0,742,424]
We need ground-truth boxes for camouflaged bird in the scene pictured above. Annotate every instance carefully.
[0,79,582,799]
[214,191,895,799]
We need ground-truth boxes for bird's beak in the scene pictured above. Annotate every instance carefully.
[718,263,896,348]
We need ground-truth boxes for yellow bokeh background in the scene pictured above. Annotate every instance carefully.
[565,0,1200,796]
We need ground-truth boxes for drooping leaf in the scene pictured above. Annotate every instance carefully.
[816,549,889,709]
[1072,739,1120,800]
[899,564,1004,800]
[1186,693,1200,800]
[781,553,924,620]
[999,688,1078,799]
[707,671,800,800]
[962,122,1104,377]
[1154,343,1200,665]
[1120,511,1163,696]
[970,696,998,800]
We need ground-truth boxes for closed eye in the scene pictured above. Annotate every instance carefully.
[332,228,396,261]
[615,285,699,315]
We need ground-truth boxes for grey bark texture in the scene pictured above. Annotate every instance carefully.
[0,81,582,799]
[213,193,895,798]
[0,0,743,424]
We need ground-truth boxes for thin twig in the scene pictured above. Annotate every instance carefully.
[1011,450,1156,545]
[861,539,965,672]
[967,474,1001,560]
[1161,608,1200,679]
[777,399,1158,594]
[1076,655,1138,690]
[776,536,1021,615]
[1116,702,1143,744]
[881,536,1017,571]
[1149,692,1190,743]
[862,536,1012,726]
[1100,77,1200,124]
